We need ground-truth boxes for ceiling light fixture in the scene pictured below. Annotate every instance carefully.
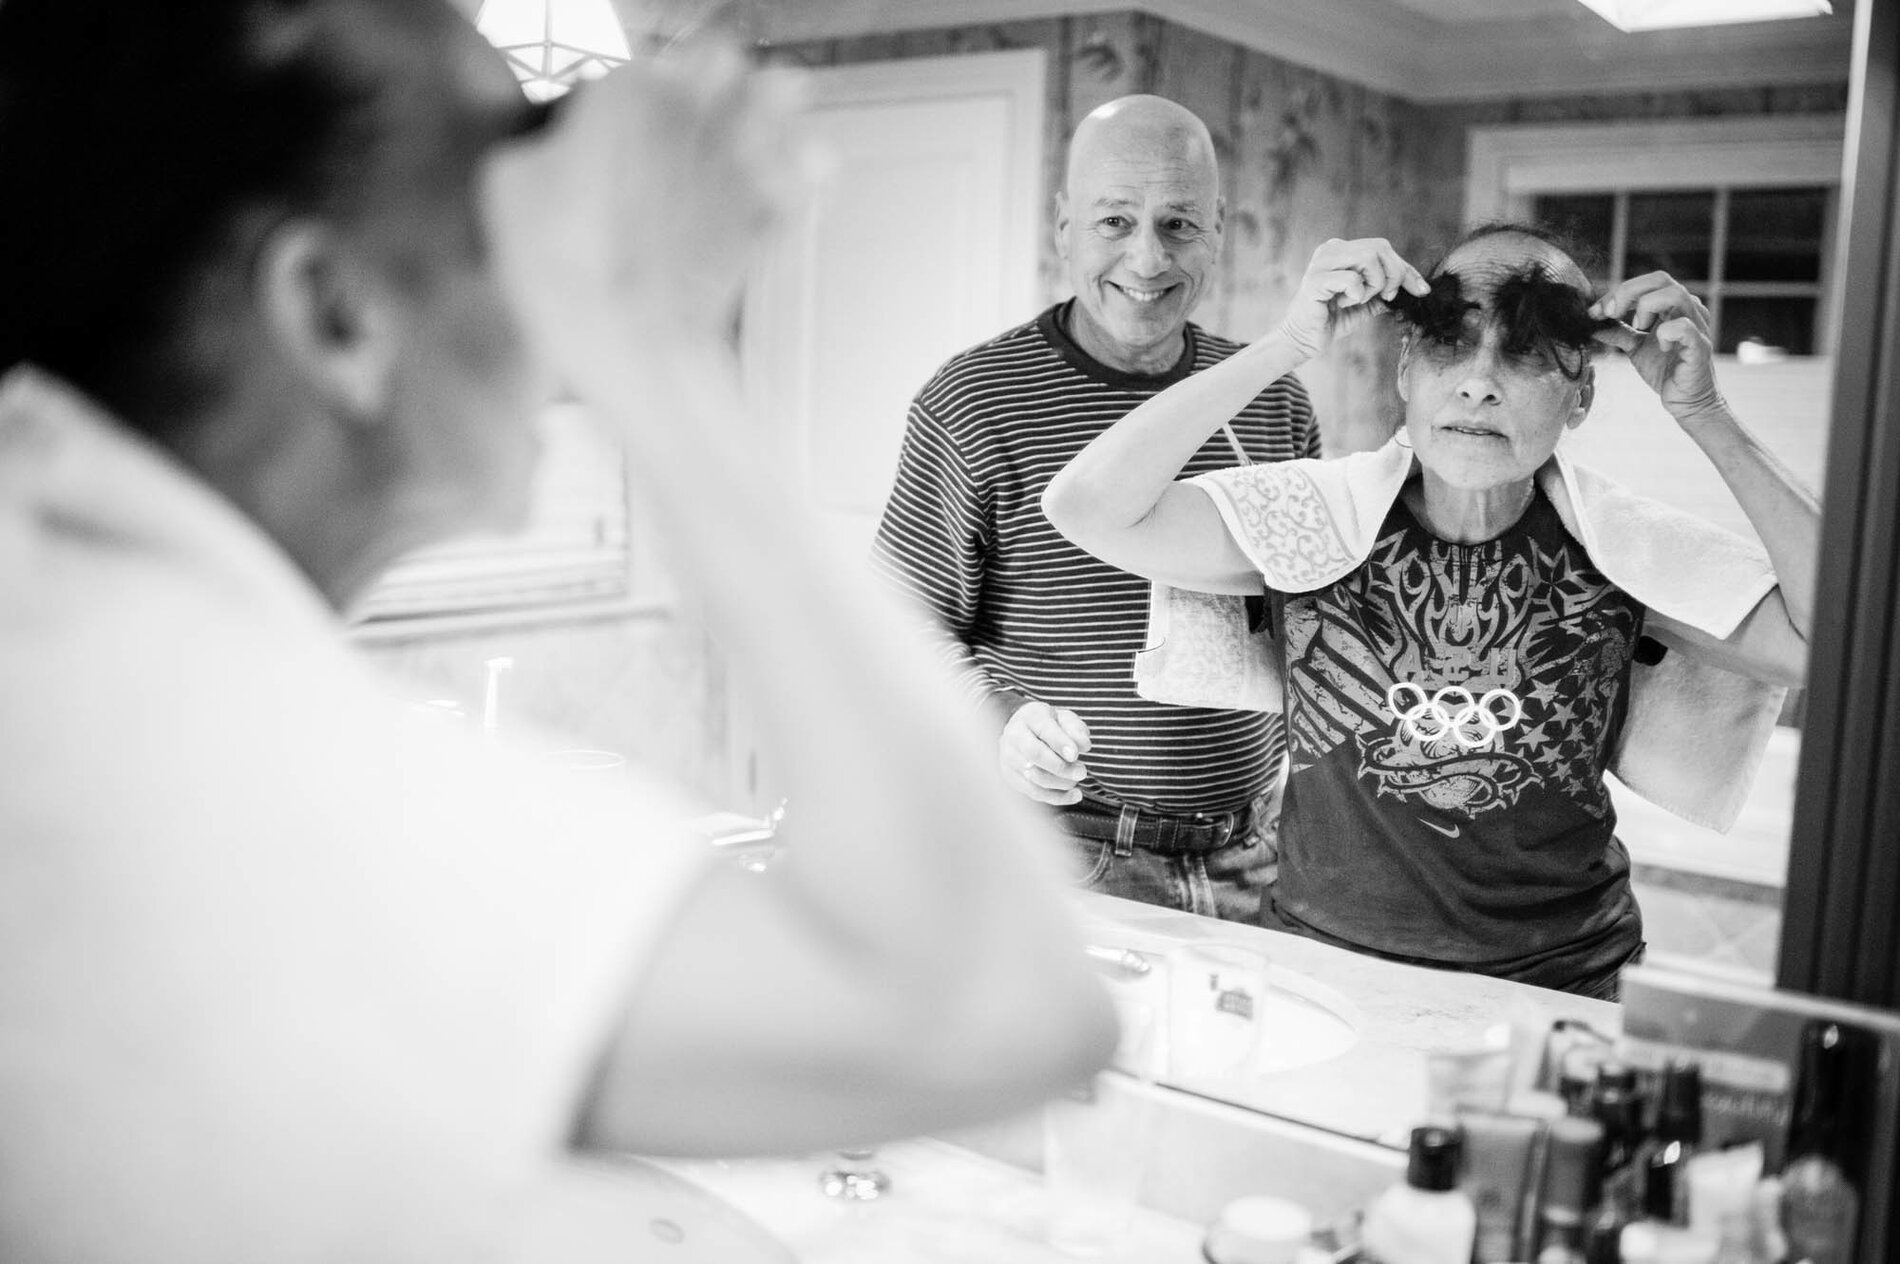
[474,0,631,101]
[1574,0,1832,31]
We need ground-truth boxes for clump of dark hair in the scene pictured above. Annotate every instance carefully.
[1385,220,1617,381]
[1385,272,1476,344]
[1490,268,1619,380]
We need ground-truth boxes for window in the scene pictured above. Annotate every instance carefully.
[347,401,638,637]
[1533,185,1833,354]
[1466,115,1844,355]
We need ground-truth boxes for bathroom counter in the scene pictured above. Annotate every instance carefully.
[641,895,1622,1257]
[656,1136,1211,1263]
[1073,892,1621,1147]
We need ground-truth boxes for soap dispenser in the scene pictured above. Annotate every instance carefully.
[1360,1125,1475,1264]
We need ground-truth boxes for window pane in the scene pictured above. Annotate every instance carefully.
[1726,186,1828,283]
[1720,296,1819,356]
[1532,193,1615,284]
[350,402,632,628]
[1627,190,1715,281]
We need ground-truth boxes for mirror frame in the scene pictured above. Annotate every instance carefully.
[1779,0,1900,1015]
[1778,0,1899,1254]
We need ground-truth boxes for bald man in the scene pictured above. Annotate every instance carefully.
[872,95,1320,922]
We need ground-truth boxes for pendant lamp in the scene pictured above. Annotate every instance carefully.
[475,0,632,101]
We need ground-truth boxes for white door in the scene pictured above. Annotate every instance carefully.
[742,49,1047,564]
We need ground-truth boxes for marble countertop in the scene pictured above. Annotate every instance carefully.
[657,1138,1211,1264]
[638,895,1622,1260]
[1073,892,1621,1147]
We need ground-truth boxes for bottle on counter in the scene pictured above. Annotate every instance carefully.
[1535,1116,1606,1264]
[1609,1150,1720,1264]
[1779,1019,1877,1264]
[1560,1040,1612,1117]
[1637,1059,1703,1227]
[1361,1125,1476,1264]
[1591,1060,1648,1201]
[1583,1132,1646,1264]
[1683,1145,1773,1264]
[1584,1206,1628,1264]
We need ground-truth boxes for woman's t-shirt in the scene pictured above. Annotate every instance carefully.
[1267,486,1646,991]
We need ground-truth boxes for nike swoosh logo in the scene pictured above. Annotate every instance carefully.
[1423,820,1461,840]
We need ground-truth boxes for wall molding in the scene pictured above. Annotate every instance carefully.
[1464,113,1850,222]
[754,0,1852,102]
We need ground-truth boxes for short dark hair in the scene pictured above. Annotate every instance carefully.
[0,0,509,444]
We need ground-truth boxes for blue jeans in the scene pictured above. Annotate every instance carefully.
[1055,785,1282,923]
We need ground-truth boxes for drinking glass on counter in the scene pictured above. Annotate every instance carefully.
[1166,941,1270,1087]
[1044,1003,1159,1257]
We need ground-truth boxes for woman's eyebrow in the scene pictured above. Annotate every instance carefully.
[1386,269,1476,337]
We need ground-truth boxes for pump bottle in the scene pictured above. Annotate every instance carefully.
[1361,1126,1475,1264]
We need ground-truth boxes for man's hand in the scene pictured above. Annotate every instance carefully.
[1276,237,1429,362]
[1001,702,1091,806]
[1590,272,1725,423]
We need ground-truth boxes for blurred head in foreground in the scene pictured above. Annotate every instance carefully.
[0,0,555,602]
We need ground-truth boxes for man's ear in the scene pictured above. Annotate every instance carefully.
[252,219,402,422]
[1395,335,1413,403]
[1053,190,1072,262]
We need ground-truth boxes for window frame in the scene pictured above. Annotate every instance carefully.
[346,402,666,643]
[1465,114,1847,353]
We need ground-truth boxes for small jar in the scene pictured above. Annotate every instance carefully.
[1204,1195,1314,1264]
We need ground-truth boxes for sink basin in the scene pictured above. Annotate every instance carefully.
[515,1154,798,1263]
[1078,921,1362,1087]
[1252,962,1362,1075]
[653,1139,1211,1263]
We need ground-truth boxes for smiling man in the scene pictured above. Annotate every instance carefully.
[872,95,1320,922]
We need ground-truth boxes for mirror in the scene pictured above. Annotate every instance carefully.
[731,0,1855,1145]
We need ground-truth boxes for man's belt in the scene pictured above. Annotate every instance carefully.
[1052,799,1255,856]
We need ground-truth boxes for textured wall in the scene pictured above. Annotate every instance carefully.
[768,12,1464,454]
[768,13,1845,455]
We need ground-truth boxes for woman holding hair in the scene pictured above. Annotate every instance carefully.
[1042,225,1817,998]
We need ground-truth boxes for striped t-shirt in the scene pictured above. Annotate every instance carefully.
[871,302,1320,817]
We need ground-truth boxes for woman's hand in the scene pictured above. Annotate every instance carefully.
[479,44,815,371]
[1276,237,1429,362]
[1590,272,1725,424]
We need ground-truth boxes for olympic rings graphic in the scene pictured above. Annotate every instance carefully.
[1384,681,1524,751]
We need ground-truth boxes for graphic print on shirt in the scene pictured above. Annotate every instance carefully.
[1281,509,1642,819]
